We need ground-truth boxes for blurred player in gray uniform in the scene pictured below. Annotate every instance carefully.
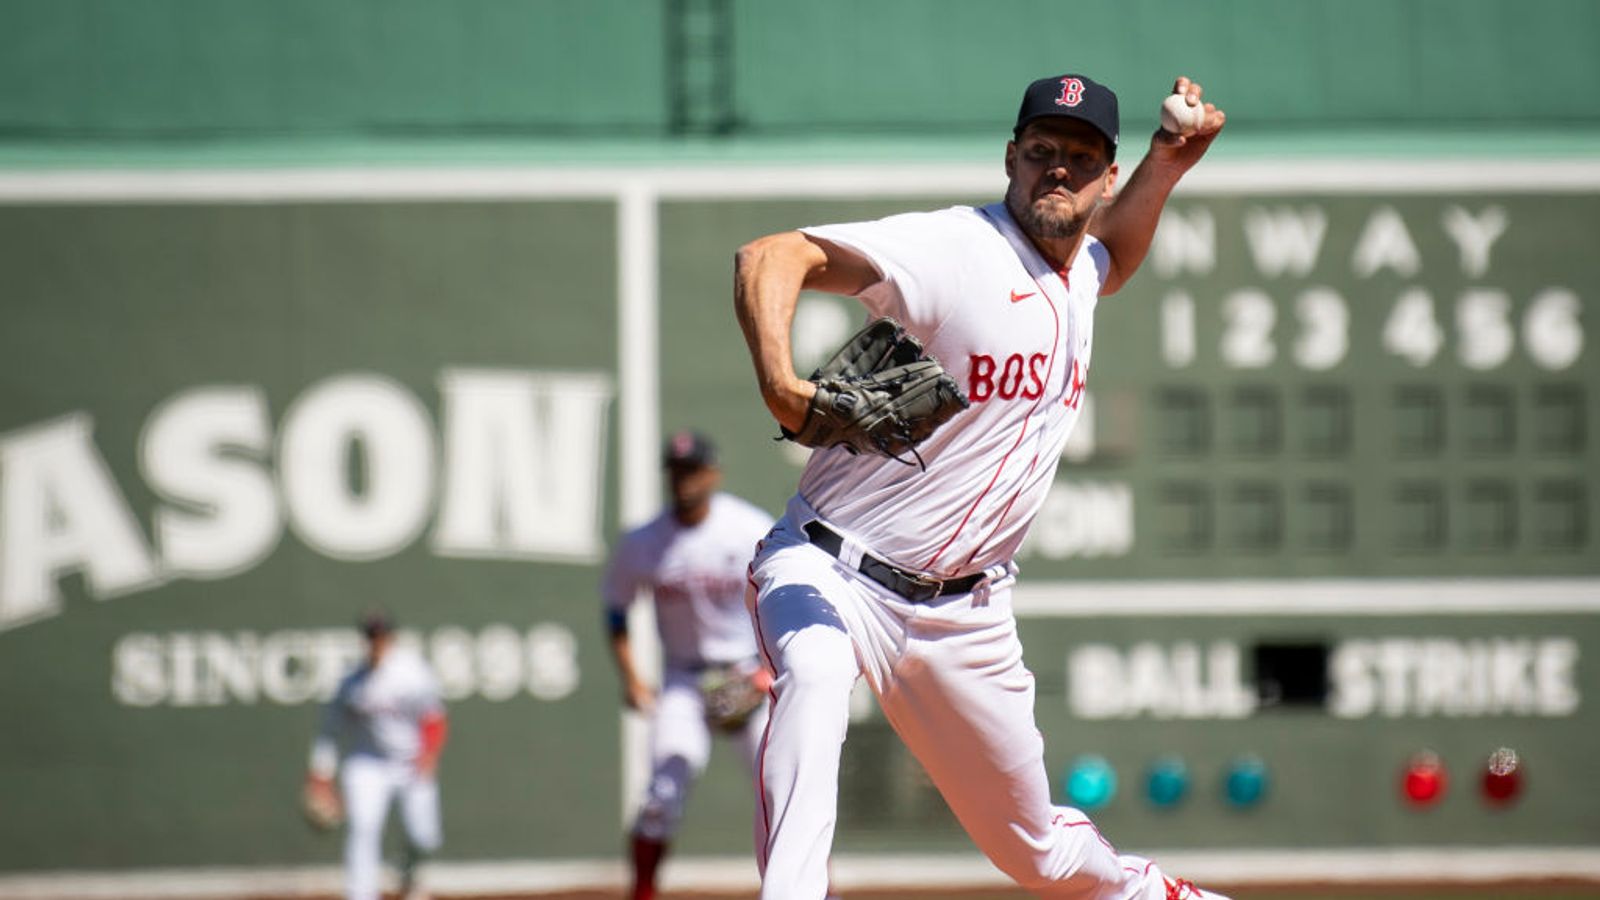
[307,612,448,900]
[603,431,776,900]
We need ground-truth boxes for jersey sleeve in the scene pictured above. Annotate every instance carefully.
[801,208,970,332]
[600,530,648,623]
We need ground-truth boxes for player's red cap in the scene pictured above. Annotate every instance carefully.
[1013,73,1119,158]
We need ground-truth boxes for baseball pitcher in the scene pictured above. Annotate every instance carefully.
[733,74,1229,899]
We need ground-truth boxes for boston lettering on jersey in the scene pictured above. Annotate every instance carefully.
[967,353,1050,402]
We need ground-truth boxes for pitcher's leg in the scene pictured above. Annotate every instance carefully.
[883,595,1225,899]
[749,570,860,900]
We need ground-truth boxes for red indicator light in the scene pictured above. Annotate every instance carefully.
[1402,750,1447,807]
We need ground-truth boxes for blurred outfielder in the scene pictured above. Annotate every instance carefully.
[307,611,448,900]
[602,431,776,900]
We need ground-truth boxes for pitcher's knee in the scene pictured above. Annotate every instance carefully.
[769,614,856,688]
[779,645,856,691]
[766,653,856,753]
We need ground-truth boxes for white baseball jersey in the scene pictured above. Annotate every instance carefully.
[602,492,775,668]
[310,646,443,775]
[799,201,1105,577]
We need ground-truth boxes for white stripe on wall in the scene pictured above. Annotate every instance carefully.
[615,181,664,825]
[1011,578,1600,617]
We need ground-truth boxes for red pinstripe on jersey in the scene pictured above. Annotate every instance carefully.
[963,452,1039,571]
[924,268,1065,574]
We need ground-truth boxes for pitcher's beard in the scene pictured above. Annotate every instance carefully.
[1007,184,1092,240]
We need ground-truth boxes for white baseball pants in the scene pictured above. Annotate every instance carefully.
[339,754,441,900]
[747,502,1226,900]
[635,665,769,840]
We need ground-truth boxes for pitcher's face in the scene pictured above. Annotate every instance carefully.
[1005,118,1117,241]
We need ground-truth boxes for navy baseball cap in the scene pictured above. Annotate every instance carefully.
[359,609,394,638]
[662,430,717,468]
[1013,73,1119,157]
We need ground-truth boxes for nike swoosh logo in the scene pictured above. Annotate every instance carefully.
[1009,290,1035,303]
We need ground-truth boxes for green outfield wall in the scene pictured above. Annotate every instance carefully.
[2,0,1597,145]
[1,164,1596,877]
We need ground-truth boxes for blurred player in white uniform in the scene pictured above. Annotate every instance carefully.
[307,612,448,900]
[603,431,776,900]
[733,74,1230,900]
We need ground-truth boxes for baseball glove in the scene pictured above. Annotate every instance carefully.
[782,317,968,468]
[301,776,343,833]
[699,664,770,733]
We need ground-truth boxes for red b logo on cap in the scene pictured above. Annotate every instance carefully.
[1056,77,1085,107]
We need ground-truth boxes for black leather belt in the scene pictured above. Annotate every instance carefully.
[803,520,985,603]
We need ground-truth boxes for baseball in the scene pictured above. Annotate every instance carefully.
[1160,93,1205,135]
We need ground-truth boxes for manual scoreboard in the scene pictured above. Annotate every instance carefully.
[1045,194,1595,580]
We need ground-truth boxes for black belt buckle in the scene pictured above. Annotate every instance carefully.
[806,520,965,604]
[859,556,940,603]
[898,567,945,603]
